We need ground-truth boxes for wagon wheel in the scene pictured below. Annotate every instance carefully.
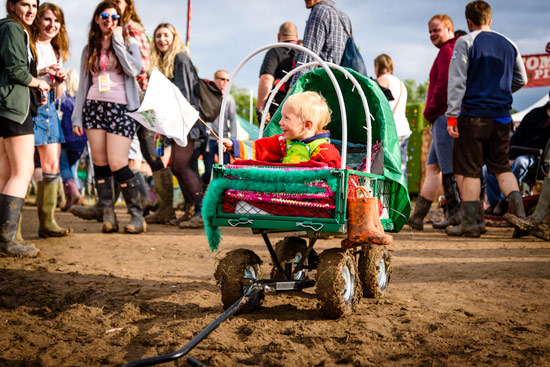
[214,249,264,313]
[358,244,392,299]
[315,248,362,318]
[270,237,315,280]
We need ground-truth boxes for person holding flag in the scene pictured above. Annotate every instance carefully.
[149,23,205,228]
[71,1,145,234]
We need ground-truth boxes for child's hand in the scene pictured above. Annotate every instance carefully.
[222,138,233,152]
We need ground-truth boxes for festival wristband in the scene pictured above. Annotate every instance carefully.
[447,116,458,127]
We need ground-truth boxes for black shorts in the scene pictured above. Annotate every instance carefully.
[0,113,34,138]
[453,115,512,178]
[82,99,137,138]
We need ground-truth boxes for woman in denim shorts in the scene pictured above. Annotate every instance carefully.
[71,1,144,234]
[32,2,72,238]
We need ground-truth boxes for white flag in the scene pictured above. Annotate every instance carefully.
[127,67,200,147]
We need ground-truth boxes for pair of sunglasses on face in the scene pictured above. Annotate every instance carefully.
[100,12,120,21]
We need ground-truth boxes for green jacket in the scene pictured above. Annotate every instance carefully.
[0,18,33,124]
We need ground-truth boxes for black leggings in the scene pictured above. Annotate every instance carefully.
[170,138,203,204]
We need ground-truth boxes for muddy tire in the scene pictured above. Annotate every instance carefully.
[358,245,392,299]
[315,248,361,318]
[214,249,264,313]
[270,236,313,280]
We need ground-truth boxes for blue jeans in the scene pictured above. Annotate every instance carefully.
[59,146,82,189]
[483,154,536,205]
[426,114,454,175]
[399,135,409,185]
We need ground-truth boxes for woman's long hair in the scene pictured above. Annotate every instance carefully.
[32,2,69,62]
[120,0,143,28]
[6,0,39,60]
[86,1,121,74]
[149,23,184,79]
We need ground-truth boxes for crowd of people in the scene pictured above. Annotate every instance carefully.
[1,0,548,259]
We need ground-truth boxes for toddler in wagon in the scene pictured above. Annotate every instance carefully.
[222,91,341,168]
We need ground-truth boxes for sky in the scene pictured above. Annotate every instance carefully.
[4,0,549,111]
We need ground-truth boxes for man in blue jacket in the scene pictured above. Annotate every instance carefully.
[445,0,528,237]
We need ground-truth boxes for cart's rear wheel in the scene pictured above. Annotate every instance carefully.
[214,249,263,313]
[270,236,313,280]
[358,244,392,299]
[316,248,361,318]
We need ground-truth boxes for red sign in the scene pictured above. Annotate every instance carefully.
[522,53,550,88]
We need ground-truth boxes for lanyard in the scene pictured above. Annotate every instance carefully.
[100,51,108,74]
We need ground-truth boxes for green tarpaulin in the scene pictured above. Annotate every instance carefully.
[264,67,410,232]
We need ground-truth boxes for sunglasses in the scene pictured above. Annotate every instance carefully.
[100,13,120,21]
[216,77,229,82]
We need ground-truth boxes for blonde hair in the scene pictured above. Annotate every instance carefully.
[428,14,454,33]
[64,68,79,97]
[374,54,393,77]
[33,2,70,62]
[284,91,331,133]
[149,23,185,79]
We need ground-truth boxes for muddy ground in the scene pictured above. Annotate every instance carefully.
[0,205,549,367]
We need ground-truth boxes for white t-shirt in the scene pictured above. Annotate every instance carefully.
[382,73,411,138]
[36,41,59,86]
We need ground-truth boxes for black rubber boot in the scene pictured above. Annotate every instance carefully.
[146,168,176,224]
[505,177,550,240]
[0,194,40,258]
[506,190,527,238]
[96,177,119,233]
[446,201,483,237]
[408,196,432,230]
[119,176,146,234]
[433,174,461,229]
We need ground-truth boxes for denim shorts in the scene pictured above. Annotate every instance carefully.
[426,113,453,175]
[33,91,66,146]
[82,99,137,139]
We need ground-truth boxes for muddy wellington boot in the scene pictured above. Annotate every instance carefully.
[37,175,73,238]
[446,201,483,237]
[61,178,83,212]
[133,170,155,216]
[433,174,461,229]
[119,176,146,234]
[146,168,176,224]
[0,194,40,257]
[505,177,550,240]
[69,184,120,222]
[408,196,432,230]
[95,176,119,233]
[505,190,527,238]
[179,200,204,229]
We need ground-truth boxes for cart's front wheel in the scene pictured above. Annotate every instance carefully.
[358,245,392,299]
[316,248,361,318]
[214,249,264,313]
[270,236,313,280]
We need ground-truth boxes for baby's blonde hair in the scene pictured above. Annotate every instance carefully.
[283,91,331,133]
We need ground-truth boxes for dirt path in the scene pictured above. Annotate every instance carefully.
[0,206,549,366]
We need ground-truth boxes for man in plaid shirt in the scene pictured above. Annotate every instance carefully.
[292,0,352,84]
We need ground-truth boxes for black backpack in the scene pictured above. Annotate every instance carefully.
[194,78,223,122]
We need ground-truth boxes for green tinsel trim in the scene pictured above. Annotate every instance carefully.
[203,168,338,251]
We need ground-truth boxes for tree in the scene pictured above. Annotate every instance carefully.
[230,85,258,125]
[404,79,429,104]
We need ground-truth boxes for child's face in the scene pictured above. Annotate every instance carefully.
[280,104,314,141]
